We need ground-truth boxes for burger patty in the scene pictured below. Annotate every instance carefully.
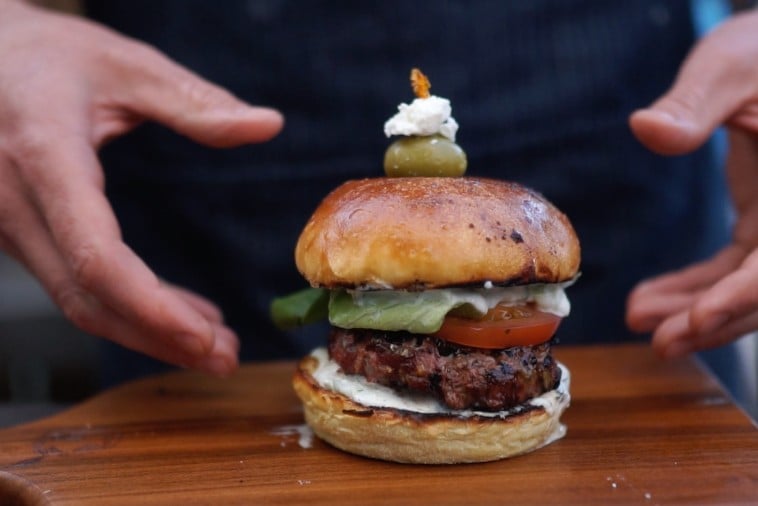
[328,328,561,411]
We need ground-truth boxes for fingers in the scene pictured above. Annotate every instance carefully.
[2,178,239,375]
[651,306,758,359]
[630,246,745,295]
[689,248,758,334]
[629,11,758,155]
[59,288,238,376]
[28,142,216,350]
[626,292,698,334]
[725,129,758,249]
[166,282,225,324]
[83,302,239,376]
[626,246,747,332]
[115,40,283,148]
[635,246,758,358]
[5,134,243,373]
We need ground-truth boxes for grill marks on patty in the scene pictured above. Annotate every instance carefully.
[328,328,561,411]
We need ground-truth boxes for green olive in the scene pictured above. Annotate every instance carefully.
[383,134,467,177]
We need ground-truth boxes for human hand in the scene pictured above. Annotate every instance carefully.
[626,10,758,358]
[0,1,283,374]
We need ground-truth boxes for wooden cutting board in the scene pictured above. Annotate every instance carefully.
[0,343,756,505]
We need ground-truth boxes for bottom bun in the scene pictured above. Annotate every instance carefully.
[292,347,570,464]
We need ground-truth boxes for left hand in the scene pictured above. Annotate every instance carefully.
[0,1,283,375]
[626,10,758,358]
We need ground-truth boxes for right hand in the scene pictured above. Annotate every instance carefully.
[626,10,758,359]
[0,1,283,375]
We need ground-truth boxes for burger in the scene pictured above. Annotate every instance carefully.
[286,176,580,464]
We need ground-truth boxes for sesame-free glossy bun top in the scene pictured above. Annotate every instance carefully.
[295,177,580,289]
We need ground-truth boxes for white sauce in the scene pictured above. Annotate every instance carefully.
[383,95,459,141]
[309,348,570,419]
[270,424,314,449]
[350,281,573,318]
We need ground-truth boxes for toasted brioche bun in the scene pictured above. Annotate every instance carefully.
[295,177,580,289]
[292,351,570,464]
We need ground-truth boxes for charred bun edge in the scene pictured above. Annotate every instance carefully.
[292,353,570,464]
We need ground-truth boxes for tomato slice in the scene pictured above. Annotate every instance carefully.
[432,302,561,349]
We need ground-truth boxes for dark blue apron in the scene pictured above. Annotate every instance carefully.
[84,1,730,382]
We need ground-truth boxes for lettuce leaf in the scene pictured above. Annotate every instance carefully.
[270,287,329,330]
[328,289,483,334]
[271,281,573,333]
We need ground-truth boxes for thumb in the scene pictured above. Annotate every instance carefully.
[629,12,758,155]
[120,42,283,148]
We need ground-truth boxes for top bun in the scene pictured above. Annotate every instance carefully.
[295,177,580,289]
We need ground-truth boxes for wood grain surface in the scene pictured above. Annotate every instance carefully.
[0,343,755,505]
